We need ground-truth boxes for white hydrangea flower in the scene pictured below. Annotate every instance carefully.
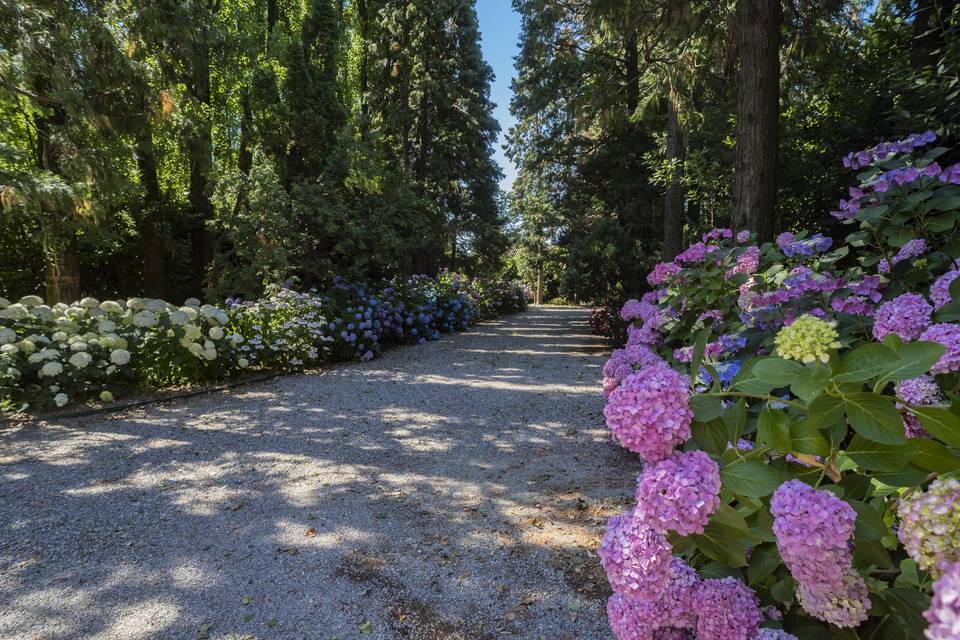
[18,295,43,307]
[54,393,69,407]
[69,341,88,352]
[179,306,198,321]
[228,333,244,345]
[15,340,35,354]
[202,348,217,360]
[49,384,60,392]
[106,365,116,374]
[127,298,145,311]
[99,390,114,402]
[79,297,99,308]
[40,361,63,377]
[97,320,117,333]
[187,342,203,357]
[28,349,58,364]
[51,331,67,342]
[0,304,28,320]
[0,297,9,308]
[169,311,189,326]
[184,297,202,308]
[87,307,105,318]
[203,340,215,351]
[99,300,123,314]
[208,326,224,340]
[0,327,15,345]
[110,349,131,365]
[237,357,249,368]
[65,306,86,319]
[68,351,92,369]
[132,310,157,327]
[0,344,18,355]
[183,324,202,340]
[145,299,167,312]
[32,305,53,321]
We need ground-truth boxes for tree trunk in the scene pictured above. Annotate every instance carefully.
[357,0,369,132]
[731,0,781,243]
[663,94,685,260]
[134,114,166,298]
[42,229,81,304]
[188,28,216,294]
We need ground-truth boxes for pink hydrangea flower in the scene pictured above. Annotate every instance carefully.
[648,262,681,286]
[898,478,960,572]
[872,293,932,341]
[726,246,760,279]
[603,364,693,462]
[602,345,664,398]
[919,323,960,374]
[796,571,870,628]
[925,560,960,640]
[635,451,721,536]
[599,512,672,600]
[770,480,857,592]
[606,558,700,638]
[695,577,762,640]
[627,320,662,347]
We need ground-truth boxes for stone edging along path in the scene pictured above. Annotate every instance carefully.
[0,306,638,640]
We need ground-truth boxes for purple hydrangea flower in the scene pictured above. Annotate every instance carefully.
[634,451,721,536]
[675,242,717,264]
[920,323,960,374]
[605,557,700,638]
[695,577,762,640]
[648,262,681,286]
[599,512,673,600]
[872,293,933,341]
[602,345,665,398]
[796,571,870,628]
[891,238,927,266]
[603,365,693,462]
[770,480,857,592]
[931,268,960,310]
[726,246,760,279]
[897,375,941,405]
[753,631,798,640]
[736,230,751,243]
[925,560,960,640]
[621,299,645,321]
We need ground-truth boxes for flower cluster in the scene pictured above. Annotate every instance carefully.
[925,561,960,640]
[634,451,721,536]
[931,265,960,310]
[842,130,936,169]
[898,478,960,572]
[919,323,960,374]
[602,344,664,398]
[773,315,840,363]
[603,364,693,462]
[795,572,871,629]
[776,232,832,258]
[872,293,933,341]
[599,511,673,600]
[695,577,763,640]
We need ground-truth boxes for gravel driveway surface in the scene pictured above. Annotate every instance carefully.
[0,306,637,640]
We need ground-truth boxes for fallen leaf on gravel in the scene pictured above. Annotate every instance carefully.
[227,501,245,511]
[241,596,252,605]
[243,614,254,623]
[266,618,278,628]
[305,527,317,537]
[277,546,299,556]
[359,620,372,635]
[196,623,213,639]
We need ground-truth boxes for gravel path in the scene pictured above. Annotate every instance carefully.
[0,306,637,640]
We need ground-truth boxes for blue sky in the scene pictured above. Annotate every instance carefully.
[475,1,522,191]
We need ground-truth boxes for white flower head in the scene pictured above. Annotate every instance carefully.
[99,300,123,314]
[51,331,67,342]
[79,297,99,309]
[187,342,203,357]
[31,305,53,321]
[0,297,9,308]
[183,324,202,340]
[145,299,167,312]
[0,344,17,355]
[208,326,224,340]
[99,390,114,402]
[237,357,249,368]
[15,340,35,354]
[202,348,217,360]
[110,349,131,365]
[68,351,92,369]
[69,341,88,352]
[126,297,145,311]
[0,327,15,345]
[40,361,63,377]
[0,304,28,320]
[18,295,43,308]
[97,320,117,334]
[183,297,202,308]
[54,393,69,407]
[132,310,157,327]
[228,333,244,346]
[169,311,189,326]
[179,306,199,321]
[65,306,86,319]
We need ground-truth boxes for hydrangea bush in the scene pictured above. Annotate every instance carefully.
[599,132,960,639]
[1,273,526,411]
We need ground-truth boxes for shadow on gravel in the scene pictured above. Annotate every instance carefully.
[0,307,637,640]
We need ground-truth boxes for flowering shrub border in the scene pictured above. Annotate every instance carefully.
[0,274,529,411]
[599,132,960,639]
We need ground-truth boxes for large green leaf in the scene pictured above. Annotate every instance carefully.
[806,394,846,431]
[843,499,889,541]
[731,358,778,394]
[914,405,960,447]
[875,341,946,390]
[874,464,930,487]
[690,395,726,422]
[790,420,831,456]
[844,392,906,444]
[909,438,960,472]
[835,343,897,383]
[692,418,731,456]
[720,460,785,497]
[758,406,791,452]
[791,366,831,404]
[689,325,711,379]
[844,435,915,472]
[753,357,804,386]
[691,521,747,567]
[746,543,781,586]
[880,589,931,640]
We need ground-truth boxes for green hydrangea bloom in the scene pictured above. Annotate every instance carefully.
[898,478,960,573]
[774,315,841,364]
